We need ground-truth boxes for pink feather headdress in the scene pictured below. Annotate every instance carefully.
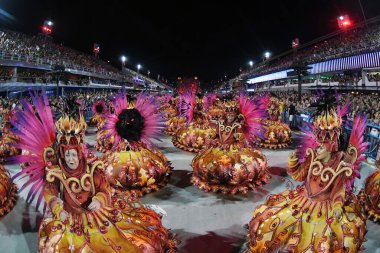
[103,91,164,149]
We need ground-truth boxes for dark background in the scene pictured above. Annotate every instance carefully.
[1,0,380,87]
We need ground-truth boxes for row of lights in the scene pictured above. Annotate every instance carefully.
[121,55,143,73]
[247,51,271,68]
[245,15,352,70]
[42,20,147,74]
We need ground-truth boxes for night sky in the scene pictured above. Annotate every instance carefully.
[1,0,380,87]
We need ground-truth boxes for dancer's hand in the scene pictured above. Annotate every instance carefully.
[88,199,102,211]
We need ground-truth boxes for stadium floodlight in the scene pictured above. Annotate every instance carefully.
[121,56,127,65]
[42,19,54,35]
[337,15,352,29]
[264,52,271,59]
[249,61,254,67]
[137,64,142,73]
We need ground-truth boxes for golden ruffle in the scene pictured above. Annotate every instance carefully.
[39,196,177,253]
[358,169,380,224]
[192,144,269,194]
[246,185,366,252]
[172,124,216,153]
[0,165,17,218]
[258,119,291,149]
[102,143,172,197]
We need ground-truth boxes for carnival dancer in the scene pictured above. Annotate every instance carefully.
[91,99,115,153]
[172,88,216,153]
[191,93,269,194]
[358,169,380,224]
[0,163,17,219]
[258,96,291,149]
[245,94,367,252]
[163,96,186,136]
[0,105,21,158]
[101,91,173,197]
[9,91,177,253]
[90,99,108,129]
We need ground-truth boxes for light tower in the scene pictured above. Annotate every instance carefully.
[42,20,54,35]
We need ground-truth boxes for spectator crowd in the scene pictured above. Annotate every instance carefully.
[0,30,120,77]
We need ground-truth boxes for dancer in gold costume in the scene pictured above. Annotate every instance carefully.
[358,169,380,223]
[90,100,108,129]
[101,92,173,197]
[245,94,367,252]
[0,106,20,158]
[192,93,269,194]
[92,100,115,153]
[172,89,216,153]
[258,96,291,149]
[0,164,17,218]
[10,91,177,253]
[163,97,186,136]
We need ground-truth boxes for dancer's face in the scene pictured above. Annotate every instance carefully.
[65,149,79,170]
[316,144,330,160]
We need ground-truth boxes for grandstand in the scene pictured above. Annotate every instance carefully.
[0,29,173,96]
[217,16,380,93]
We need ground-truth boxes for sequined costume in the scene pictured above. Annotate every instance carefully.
[163,97,186,136]
[0,108,21,158]
[91,100,116,153]
[101,92,173,197]
[90,100,108,129]
[191,95,269,194]
[245,96,367,253]
[9,91,177,253]
[94,129,115,153]
[208,100,224,120]
[0,164,17,218]
[172,91,216,153]
[165,115,186,136]
[258,97,291,149]
[358,169,380,223]
[159,95,177,120]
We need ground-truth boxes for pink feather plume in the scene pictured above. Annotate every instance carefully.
[345,114,368,192]
[134,92,165,144]
[238,92,267,143]
[7,90,56,210]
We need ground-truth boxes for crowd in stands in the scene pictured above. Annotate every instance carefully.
[237,20,380,80]
[0,28,165,89]
[255,90,380,127]
[16,68,51,83]
[1,88,379,128]
[368,73,380,83]
[0,29,166,88]
[320,74,361,85]
[0,30,120,77]
[0,68,13,82]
